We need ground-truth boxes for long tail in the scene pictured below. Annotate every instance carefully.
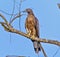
[33,41,41,53]
[33,40,47,57]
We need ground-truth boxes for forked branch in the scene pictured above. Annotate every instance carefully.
[0,13,60,46]
[0,13,60,57]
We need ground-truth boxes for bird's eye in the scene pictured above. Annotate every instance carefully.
[28,11,30,13]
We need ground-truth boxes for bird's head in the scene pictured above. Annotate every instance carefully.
[23,8,33,15]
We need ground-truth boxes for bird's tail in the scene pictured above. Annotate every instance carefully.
[33,41,41,53]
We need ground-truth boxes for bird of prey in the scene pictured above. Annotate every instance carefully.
[23,8,41,53]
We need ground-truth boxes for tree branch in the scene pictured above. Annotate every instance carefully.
[0,13,60,57]
[7,27,60,46]
[9,13,25,24]
[0,13,60,46]
[0,14,8,23]
[39,43,47,57]
[0,21,60,46]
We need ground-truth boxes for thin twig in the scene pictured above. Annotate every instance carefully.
[40,43,47,57]
[53,47,60,57]
[18,0,26,30]
[0,14,8,23]
[19,0,22,30]
[9,0,15,23]
[0,9,16,15]
[9,13,25,24]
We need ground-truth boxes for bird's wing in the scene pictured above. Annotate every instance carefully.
[35,17,40,38]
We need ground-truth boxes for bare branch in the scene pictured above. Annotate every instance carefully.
[0,14,8,23]
[0,22,47,57]
[0,13,60,57]
[40,43,47,57]
[9,0,15,23]
[9,13,25,24]
[10,29,60,46]
[0,9,16,15]
[0,22,60,46]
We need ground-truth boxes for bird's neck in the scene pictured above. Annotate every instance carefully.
[27,14,34,18]
[28,13,34,16]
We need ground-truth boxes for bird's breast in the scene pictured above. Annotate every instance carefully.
[26,15,35,28]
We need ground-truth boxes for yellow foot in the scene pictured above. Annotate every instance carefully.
[28,33,31,36]
[26,30,31,37]
[31,35,35,40]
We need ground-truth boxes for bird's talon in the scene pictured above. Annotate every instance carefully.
[31,35,35,40]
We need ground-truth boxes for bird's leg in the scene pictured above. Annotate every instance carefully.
[26,28,31,37]
[31,29,36,39]
[31,35,35,40]
[28,30,31,37]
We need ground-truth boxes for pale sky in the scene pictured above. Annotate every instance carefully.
[0,0,60,57]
